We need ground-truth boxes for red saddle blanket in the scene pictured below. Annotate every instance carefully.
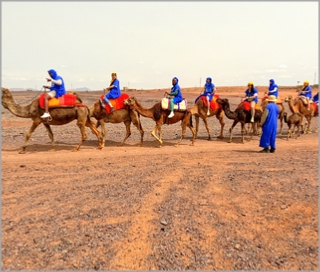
[240,101,261,111]
[201,94,222,110]
[39,93,77,109]
[100,93,129,114]
[313,102,318,114]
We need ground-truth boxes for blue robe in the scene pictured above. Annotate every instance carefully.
[268,83,279,98]
[48,69,66,98]
[259,103,279,149]
[170,78,183,104]
[105,78,121,99]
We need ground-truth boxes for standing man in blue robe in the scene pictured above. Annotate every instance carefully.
[259,95,280,153]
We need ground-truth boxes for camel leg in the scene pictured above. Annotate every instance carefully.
[188,124,196,146]
[97,119,106,148]
[278,114,284,135]
[240,123,245,144]
[202,116,212,141]
[131,116,144,147]
[151,122,163,147]
[195,115,200,139]
[43,123,55,151]
[86,118,102,149]
[248,122,255,141]
[73,121,87,152]
[287,124,292,140]
[175,122,187,147]
[216,111,225,139]
[228,120,238,143]
[119,120,132,146]
[19,121,42,154]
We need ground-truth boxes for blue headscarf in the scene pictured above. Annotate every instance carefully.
[48,69,58,80]
[172,77,179,85]
[205,77,213,88]
[269,79,275,85]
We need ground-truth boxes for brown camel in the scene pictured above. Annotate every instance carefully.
[189,98,225,140]
[261,98,286,135]
[123,96,195,147]
[216,98,262,143]
[286,95,315,133]
[89,100,144,147]
[283,111,303,140]
[1,87,102,153]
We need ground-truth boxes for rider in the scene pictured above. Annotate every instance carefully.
[41,69,66,119]
[203,77,216,116]
[100,72,121,112]
[265,78,279,98]
[165,77,183,118]
[297,80,312,110]
[312,92,319,105]
[242,81,258,123]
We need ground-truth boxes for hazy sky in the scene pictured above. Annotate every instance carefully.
[1,1,319,90]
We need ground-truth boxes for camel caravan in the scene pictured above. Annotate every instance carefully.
[1,76,318,153]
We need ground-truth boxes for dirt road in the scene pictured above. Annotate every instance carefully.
[1,87,318,270]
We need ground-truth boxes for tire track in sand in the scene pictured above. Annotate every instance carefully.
[108,169,184,270]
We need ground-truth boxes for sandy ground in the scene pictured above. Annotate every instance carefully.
[1,86,319,270]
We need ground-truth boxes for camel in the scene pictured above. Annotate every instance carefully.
[261,98,286,135]
[189,98,225,140]
[216,98,262,143]
[283,111,303,140]
[123,96,195,147]
[1,87,102,153]
[89,100,144,147]
[285,95,315,133]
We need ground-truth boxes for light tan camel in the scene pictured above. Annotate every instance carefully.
[283,111,303,140]
[189,98,225,140]
[260,98,286,135]
[1,87,102,153]
[89,100,144,147]
[286,95,315,133]
[123,96,195,147]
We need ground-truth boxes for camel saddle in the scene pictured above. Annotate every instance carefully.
[39,93,78,109]
[261,96,283,104]
[161,98,188,111]
[100,93,129,114]
[199,94,222,110]
[240,101,261,112]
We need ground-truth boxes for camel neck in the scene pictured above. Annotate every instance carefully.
[3,97,33,118]
[132,100,155,119]
[221,102,237,120]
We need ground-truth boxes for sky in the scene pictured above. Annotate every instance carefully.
[1,1,319,90]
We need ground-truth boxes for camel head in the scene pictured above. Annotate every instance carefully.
[1,87,12,109]
[123,96,136,109]
[284,95,293,102]
[216,98,229,105]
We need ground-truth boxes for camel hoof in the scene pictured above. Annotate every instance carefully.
[217,136,224,139]
[49,149,55,152]
[72,149,79,152]
[18,150,26,154]
[189,143,194,146]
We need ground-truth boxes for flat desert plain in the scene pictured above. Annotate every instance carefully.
[1,86,318,270]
